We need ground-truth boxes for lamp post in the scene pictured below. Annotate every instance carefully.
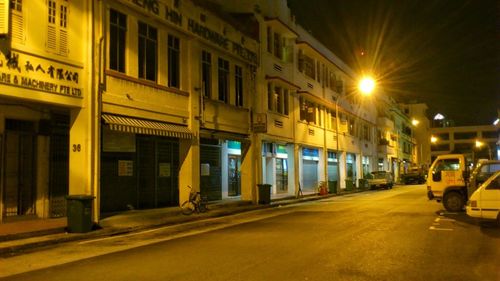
[334,76,375,194]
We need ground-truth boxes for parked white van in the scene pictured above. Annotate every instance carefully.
[466,170,500,225]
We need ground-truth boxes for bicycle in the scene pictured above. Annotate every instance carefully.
[180,185,208,215]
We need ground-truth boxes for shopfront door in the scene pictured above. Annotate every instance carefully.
[228,155,241,196]
[276,158,288,193]
[3,120,36,218]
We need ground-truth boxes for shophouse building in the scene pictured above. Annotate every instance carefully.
[401,102,431,169]
[94,0,259,215]
[375,94,417,182]
[213,0,379,194]
[0,1,92,222]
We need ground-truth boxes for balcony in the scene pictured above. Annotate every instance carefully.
[377,139,396,155]
[377,116,394,130]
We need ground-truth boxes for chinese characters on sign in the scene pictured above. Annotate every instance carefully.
[0,51,83,98]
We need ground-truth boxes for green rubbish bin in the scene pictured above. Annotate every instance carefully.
[66,195,95,233]
[328,181,337,194]
[257,184,271,204]
[358,179,369,190]
[345,179,355,191]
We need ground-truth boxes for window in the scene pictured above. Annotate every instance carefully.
[363,124,370,141]
[267,83,273,111]
[454,132,477,140]
[218,58,229,103]
[10,0,22,12]
[138,22,157,81]
[9,0,24,42]
[347,116,355,135]
[168,34,180,88]
[485,174,500,190]
[235,65,243,107]
[275,86,282,114]
[434,159,460,172]
[273,32,282,59]
[47,0,68,55]
[481,131,497,139]
[201,50,211,98]
[329,72,336,91]
[299,97,317,124]
[109,9,126,73]
[283,89,289,116]
[303,54,315,79]
[316,62,321,83]
[266,26,272,53]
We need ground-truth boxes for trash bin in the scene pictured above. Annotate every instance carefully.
[328,181,337,194]
[345,179,355,191]
[66,195,95,233]
[257,184,271,204]
[358,179,368,190]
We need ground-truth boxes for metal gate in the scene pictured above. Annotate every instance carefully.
[3,119,36,217]
[137,136,179,209]
[48,113,70,217]
[200,139,222,201]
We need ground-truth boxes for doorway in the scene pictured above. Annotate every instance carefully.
[3,119,36,218]
[228,155,241,196]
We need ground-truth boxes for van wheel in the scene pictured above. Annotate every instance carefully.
[443,192,464,212]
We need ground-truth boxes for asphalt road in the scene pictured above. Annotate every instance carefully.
[1,185,499,281]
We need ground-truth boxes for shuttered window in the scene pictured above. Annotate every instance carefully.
[47,0,68,56]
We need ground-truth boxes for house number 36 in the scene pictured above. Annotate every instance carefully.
[72,144,81,152]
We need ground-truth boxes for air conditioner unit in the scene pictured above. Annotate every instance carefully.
[0,1,9,36]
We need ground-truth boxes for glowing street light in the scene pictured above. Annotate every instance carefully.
[475,140,484,148]
[430,136,438,143]
[411,119,420,126]
[358,76,376,95]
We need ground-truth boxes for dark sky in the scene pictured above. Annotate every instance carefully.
[287,0,499,126]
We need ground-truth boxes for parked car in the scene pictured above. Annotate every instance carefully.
[467,159,500,197]
[367,171,394,190]
[466,170,500,225]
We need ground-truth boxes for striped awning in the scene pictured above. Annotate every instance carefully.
[102,114,193,139]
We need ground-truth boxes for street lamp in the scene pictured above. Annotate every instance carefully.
[334,76,375,194]
[475,139,492,160]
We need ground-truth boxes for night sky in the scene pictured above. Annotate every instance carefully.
[287,0,499,126]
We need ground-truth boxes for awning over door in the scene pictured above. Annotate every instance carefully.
[102,114,193,139]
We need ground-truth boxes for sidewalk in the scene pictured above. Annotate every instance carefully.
[0,190,365,257]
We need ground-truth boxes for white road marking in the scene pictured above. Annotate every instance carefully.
[435,217,455,222]
[429,226,453,231]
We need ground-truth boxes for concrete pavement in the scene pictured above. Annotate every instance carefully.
[0,189,369,257]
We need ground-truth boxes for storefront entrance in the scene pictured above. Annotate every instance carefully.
[276,158,288,193]
[3,120,36,218]
[228,155,241,196]
[137,137,179,209]
[101,132,179,212]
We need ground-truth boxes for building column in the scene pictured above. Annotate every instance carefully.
[69,108,92,196]
[240,141,253,201]
[179,138,199,205]
[294,144,301,195]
